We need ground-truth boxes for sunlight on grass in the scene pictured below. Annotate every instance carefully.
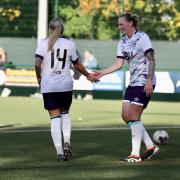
[0,97,180,130]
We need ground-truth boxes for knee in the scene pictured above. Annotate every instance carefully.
[121,112,130,122]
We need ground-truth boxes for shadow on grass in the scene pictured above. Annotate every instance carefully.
[0,126,179,179]
[0,124,22,129]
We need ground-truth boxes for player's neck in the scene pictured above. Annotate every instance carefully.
[127,29,137,39]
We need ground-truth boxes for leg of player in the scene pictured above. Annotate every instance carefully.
[141,126,160,161]
[121,102,143,162]
[138,88,160,160]
[49,109,65,161]
[60,108,72,160]
[142,126,154,149]
[122,102,159,162]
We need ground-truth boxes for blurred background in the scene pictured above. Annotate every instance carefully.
[0,0,180,100]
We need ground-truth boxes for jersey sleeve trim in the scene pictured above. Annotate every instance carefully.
[117,56,125,59]
[71,58,79,64]
[144,48,154,56]
[35,54,44,60]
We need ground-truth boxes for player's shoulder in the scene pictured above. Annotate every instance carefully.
[38,38,48,46]
[137,31,150,38]
[39,38,48,42]
[136,32,151,43]
[58,37,76,46]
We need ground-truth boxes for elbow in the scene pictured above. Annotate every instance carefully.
[118,64,122,69]
[73,62,81,70]
[35,64,40,70]
[35,64,41,73]
[73,64,78,71]
[116,63,123,70]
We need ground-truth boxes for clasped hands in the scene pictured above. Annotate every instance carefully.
[87,71,103,83]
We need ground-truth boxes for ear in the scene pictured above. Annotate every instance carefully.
[129,21,133,27]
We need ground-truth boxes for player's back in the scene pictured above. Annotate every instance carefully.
[40,38,78,93]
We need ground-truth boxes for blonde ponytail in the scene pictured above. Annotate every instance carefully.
[48,18,64,51]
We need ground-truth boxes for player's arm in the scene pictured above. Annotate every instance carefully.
[35,39,44,86]
[144,50,156,96]
[35,57,43,86]
[145,50,156,80]
[73,59,98,82]
[101,58,124,75]
[94,58,124,79]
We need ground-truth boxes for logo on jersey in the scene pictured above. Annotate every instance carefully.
[133,97,139,102]
[123,51,138,61]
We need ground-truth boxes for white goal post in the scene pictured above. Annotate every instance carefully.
[37,0,48,44]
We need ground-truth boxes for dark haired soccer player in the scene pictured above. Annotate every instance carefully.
[35,18,97,161]
[95,12,159,162]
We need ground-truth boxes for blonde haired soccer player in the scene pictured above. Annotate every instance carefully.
[95,12,159,162]
[35,18,97,161]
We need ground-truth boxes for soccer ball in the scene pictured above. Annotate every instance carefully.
[153,130,169,145]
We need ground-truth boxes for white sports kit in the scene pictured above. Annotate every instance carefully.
[117,31,156,86]
[35,38,79,93]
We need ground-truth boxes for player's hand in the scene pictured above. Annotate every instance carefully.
[93,70,103,79]
[87,73,100,83]
[144,79,153,97]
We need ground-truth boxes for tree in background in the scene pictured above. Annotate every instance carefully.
[79,0,121,39]
[0,0,179,40]
[58,0,180,40]
[124,0,180,40]
[59,0,120,39]
[0,0,37,37]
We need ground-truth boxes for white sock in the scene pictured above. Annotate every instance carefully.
[142,126,154,149]
[50,116,63,155]
[61,113,71,144]
[128,121,143,156]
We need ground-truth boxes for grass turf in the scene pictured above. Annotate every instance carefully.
[0,97,180,130]
[0,97,180,179]
[0,129,180,179]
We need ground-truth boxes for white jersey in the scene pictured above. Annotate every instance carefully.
[35,38,78,93]
[117,31,156,86]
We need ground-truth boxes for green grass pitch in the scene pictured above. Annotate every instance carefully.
[0,97,180,179]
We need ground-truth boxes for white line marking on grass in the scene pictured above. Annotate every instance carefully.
[1,126,180,133]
